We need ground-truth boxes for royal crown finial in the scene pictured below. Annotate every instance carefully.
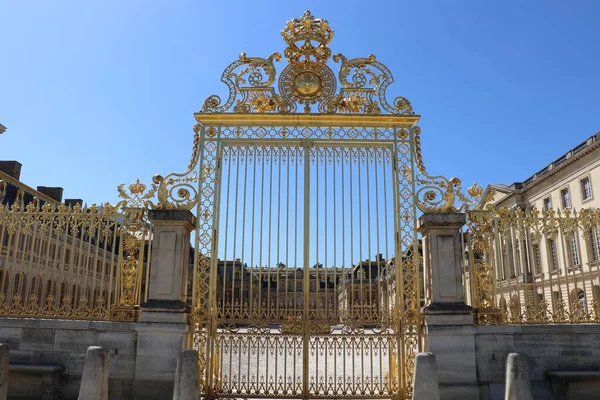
[129,179,146,195]
[281,11,334,63]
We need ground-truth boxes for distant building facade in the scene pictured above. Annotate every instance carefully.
[481,132,600,320]
[0,161,118,313]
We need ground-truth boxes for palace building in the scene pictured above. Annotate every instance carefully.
[0,161,144,319]
[478,132,600,322]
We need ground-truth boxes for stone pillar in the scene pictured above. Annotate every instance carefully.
[0,344,8,400]
[134,209,196,400]
[418,213,478,400]
[144,209,196,313]
[78,346,109,400]
[173,350,200,400]
[505,353,532,400]
[412,352,440,400]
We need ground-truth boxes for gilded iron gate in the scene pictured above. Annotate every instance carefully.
[151,11,458,400]
[207,139,405,399]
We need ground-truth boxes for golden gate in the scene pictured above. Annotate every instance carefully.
[152,11,456,399]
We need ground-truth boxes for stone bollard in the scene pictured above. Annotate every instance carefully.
[173,350,200,400]
[0,344,8,400]
[505,353,533,400]
[412,352,440,400]
[78,346,109,400]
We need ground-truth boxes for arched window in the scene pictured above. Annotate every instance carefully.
[12,273,27,301]
[509,294,521,322]
[578,290,586,310]
[92,288,100,308]
[29,276,42,304]
[500,297,507,321]
[45,280,55,303]
[59,282,68,305]
[570,288,586,318]
[0,270,5,295]
[71,285,80,308]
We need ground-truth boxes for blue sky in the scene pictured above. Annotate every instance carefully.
[1,0,599,207]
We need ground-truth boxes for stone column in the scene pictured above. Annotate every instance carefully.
[78,346,109,400]
[505,353,532,400]
[412,352,440,400]
[418,213,478,400]
[134,209,196,400]
[173,350,200,400]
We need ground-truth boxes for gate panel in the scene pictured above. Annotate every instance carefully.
[207,140,408,399]
[213,143,306,397]
[306,145,397,398]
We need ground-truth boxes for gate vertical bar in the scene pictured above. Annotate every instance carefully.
[203,136,224,399]
[302,143,310,399]
[391,142,404,400]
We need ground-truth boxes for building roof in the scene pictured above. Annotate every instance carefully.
[0,169,61,207]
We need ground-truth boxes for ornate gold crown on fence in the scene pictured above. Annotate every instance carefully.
[281,10,334,62]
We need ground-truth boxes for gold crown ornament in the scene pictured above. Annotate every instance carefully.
[281,11,334,63]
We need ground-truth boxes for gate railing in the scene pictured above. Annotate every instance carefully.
[464,207,600,324]
[0,182,152,322]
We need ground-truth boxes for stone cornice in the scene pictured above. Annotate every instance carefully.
[520,138,599,192]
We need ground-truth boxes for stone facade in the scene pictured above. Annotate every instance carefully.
[474,132,600,322]
[482,132,600,309]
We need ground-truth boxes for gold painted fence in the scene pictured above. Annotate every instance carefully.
[0,191,152,321]
[464,207,600,324]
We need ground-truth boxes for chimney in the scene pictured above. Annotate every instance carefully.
[65,199,83,208]
[0,161,22,180]
[36,186,64,203]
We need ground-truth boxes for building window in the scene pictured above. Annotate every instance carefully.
[532,243,541,275]
[506,239,516,278]
[580,176,593,201]
[589,228,600,263]
[568,232,580,268]
[543,197,552,211]
[547,239,558,272]
[578,290,586,309]
[560,188,571,209]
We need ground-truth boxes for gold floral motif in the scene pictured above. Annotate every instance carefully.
[247,92,279,113]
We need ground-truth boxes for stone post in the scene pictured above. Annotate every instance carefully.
[418,213,478,399]
[134,209,196,399]
[505,353,532,400]
[412,352,440,400]
[78,346,109,400]
[173,350,200,400]
[0,344,8,400]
